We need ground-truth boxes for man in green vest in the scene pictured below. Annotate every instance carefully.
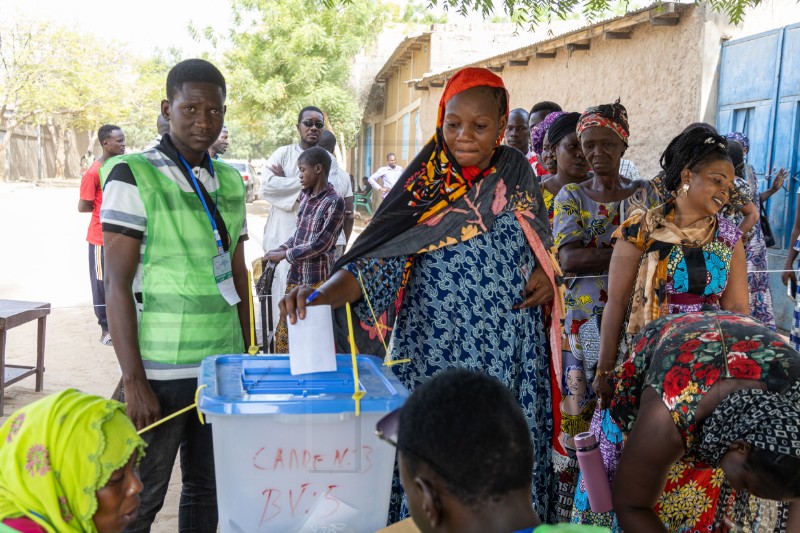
[100,59,250,532]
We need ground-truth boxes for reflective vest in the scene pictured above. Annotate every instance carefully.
[101,154,245,364]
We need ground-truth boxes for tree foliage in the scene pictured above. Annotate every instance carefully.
[328,0,762,25]
[121,48,185,150]
[214,0,385,160]
[398,1,450,24]
[0,17,170,179]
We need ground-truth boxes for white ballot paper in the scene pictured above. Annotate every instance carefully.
[287,304,337,375]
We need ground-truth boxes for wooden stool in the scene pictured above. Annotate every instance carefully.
[0,300,50,415]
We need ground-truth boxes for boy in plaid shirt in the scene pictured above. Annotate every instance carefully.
[264,146,345,352]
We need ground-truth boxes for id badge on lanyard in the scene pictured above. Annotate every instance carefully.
[179,153,241,306]
[212,252,240,305]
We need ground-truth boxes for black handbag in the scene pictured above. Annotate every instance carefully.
[760,202,776,247]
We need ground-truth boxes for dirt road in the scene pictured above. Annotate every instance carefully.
[0,181,271,531]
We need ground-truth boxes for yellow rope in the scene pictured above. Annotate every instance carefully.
[355,268,394,359]
[346,302,365,416]
[247,271,259,355]
[354,268,411,367]
[385,358,411,367]
[137,384,208,435]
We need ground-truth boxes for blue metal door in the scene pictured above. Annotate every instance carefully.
[363,124,373,178]
[717,23,800,330]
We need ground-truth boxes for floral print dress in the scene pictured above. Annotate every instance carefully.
[612,311,800,532]
[552,182,657,524]
[553,184,621,337]
[571,208,741,530]
[615,211,743,315]
[742,164,776,328]
[541,182,555,227]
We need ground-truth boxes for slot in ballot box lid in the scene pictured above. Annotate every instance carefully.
[198,354,409,416]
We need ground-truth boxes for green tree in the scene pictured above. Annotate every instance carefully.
[0,18,165,180]
[0,19,94,180]
[398,0,450,23]
[210,0,385,166]
[118,48,184,151]
[329,0,761,25]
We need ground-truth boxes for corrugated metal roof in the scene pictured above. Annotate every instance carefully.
[410,1,690,86]
[373,31,433,82]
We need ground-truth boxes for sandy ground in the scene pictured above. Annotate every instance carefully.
[0,181,366,531]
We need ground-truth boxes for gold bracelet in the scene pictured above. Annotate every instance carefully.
[595,369,613,378]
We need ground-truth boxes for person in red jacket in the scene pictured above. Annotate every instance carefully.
[78,124,125,345]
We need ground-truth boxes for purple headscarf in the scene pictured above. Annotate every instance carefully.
[725,131,750,153]
[531,111,565,155]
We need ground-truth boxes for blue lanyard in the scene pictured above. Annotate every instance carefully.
[177,152,224,255]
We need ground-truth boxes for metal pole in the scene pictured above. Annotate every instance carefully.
[36,123,42,182]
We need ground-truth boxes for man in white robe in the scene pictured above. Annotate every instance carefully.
[259,106,340,339]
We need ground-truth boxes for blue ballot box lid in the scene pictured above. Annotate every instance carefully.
[198,354,409,416]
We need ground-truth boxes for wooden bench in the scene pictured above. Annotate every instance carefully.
[0,300,50,415]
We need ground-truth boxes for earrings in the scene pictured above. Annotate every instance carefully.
[678,183,689,198]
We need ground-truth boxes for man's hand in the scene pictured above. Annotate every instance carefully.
[263,249,287,265]
[123,377,161,430]
[268,163,285,177]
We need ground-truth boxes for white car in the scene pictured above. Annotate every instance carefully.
[225,159,257,203]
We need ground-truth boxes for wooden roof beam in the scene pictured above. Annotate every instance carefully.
[566,42,590,52]
[429,79,445,88]
[651,14,680,26]
[601,10,652,33]
[488,65,504,72]
[535,51,556,59]
[508,58,529,66]
[604,30,632,39]
[650,2,680,25]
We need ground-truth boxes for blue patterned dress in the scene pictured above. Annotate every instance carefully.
[724,165,776,329]
[343,212,554,521]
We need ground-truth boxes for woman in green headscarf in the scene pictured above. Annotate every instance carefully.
[0,389,146,533]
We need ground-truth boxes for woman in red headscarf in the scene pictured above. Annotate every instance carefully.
[280,68,562,521]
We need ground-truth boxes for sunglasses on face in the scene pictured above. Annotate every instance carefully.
[375,408,459,484]
[301,120,324,129]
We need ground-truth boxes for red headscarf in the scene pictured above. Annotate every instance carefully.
[336,67,516,265]
[437,67,509,146]
[406,67,511,218]
[576,99,630,147]
[332,68,561,389]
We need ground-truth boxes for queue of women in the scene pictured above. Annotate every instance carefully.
[1,66,799,533]
[278,67,800,532]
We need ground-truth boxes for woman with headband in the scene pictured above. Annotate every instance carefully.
[583,126,750,530]
[280,67,562,522]
[551,100,658,525]
[539,112,591,227]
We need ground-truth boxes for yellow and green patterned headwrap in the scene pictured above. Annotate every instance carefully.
[0,390,146,532]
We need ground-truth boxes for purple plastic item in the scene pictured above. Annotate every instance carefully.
[575,431,613,513]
